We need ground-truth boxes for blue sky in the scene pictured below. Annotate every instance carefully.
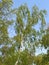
[9,0,49,37]
[13,0,49,24]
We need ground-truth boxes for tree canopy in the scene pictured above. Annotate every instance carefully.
[0,0,49,65]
